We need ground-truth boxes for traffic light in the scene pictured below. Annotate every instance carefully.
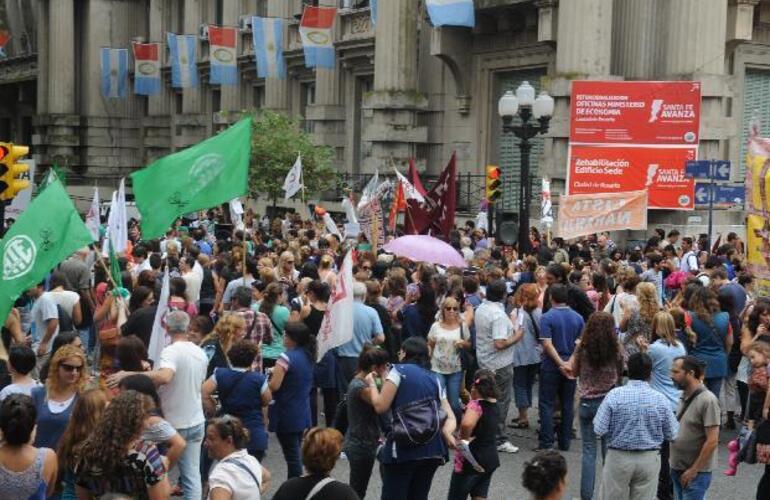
[0,143,30,201]
[485,165,502,203]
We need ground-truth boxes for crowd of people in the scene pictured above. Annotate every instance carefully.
[0,207,768,500]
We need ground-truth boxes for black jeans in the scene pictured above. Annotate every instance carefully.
[277,432,303,479]
[348,454,376,499]
[759,465,770,500]
[380,459,441,500]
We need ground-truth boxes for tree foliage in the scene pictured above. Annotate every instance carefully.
[249,111,335,202]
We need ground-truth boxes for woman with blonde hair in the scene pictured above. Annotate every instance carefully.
[275,250,299,287]
[636,282,660,325]
[201,314,247,377]
[619,282,659,357]
[427,296,471,423]
[74,390,170,499]
[57,388,109,499]
[31,344,88,450]
[318,254,337,288]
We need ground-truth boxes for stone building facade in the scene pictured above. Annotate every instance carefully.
[0,0,767,234]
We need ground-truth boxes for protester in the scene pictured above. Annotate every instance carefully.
[0,345,40,400]
[336,281,385,387]
[521,450,568,500]
[474,279,522,453]
[428,295,471,422]
[205,416,271,499]
[594,353,679,500]
[268,321,316,479]
[343,344,390,499]
[201,313,247,377]
[272,427,358,500]
[202,340,271,460]
[685,286,731,396]
[74,390,170,498]
[260,282,291,370]
[448,369,501,500]
[669,355,721,500]
[511,284,542,429]
[566,311,623,500]
[367,337,457,500]
[538,283,584,452]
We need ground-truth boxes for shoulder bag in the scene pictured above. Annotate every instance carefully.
[391,368,443,447]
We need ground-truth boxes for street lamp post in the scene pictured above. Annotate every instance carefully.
[498,82,554,255]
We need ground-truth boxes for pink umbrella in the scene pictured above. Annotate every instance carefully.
[383,235,467,268]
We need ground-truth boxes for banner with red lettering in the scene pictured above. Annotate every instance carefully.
[568,145,696,209]
[316,251,354,361]
[571,81,701,145]
[557,190,648,240]
[407,153,457,240]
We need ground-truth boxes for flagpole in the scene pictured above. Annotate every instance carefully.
[242,228,248,286]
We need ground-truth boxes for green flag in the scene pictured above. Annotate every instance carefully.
[108,239,123,289]
[132,117,252,239]
[0,178,94,323]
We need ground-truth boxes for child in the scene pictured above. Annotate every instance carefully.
[447,370,500,500]
[0,345,40,400]
[725,341,770,476]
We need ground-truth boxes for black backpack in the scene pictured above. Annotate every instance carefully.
[56,304,76,334]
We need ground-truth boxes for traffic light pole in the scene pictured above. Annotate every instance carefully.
[0,200,5,237]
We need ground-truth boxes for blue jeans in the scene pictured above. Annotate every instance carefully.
[435,371,463,422]
[671,469,712,500]
[513,363,539,409]
[579,397,607,500]
[277,432,304,479]
[704,377,722,398]
[177,423,204,500]
[538,367,577,450]
[380,459,441,500]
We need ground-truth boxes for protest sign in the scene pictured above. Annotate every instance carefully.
[556,190,648,240]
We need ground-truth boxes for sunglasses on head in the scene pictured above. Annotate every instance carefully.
[60,363,83,373]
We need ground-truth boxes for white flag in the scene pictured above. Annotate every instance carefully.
[394,169,425,203]
[358,170,379,209]
[341,196,358,224]
[541,177,553,227]
[85,187,101,241]
[283,154,303,200]
[322,212,341,238]
[317,251,354,361]
[102,179,128,255]
[147,271,170,365]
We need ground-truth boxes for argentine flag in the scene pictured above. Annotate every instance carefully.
[299,6,336,69]
[167,33,198,88]
[371,0,378,27]
[426,0,475,28]
[100,48,128,98]
[252,17,286,79]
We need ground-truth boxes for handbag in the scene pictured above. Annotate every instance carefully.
[737,424,758,464]
[458,323,476,372]
[756,419,770,464]
[390,369,442,447]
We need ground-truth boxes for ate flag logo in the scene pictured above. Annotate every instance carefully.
[3,235,36,280]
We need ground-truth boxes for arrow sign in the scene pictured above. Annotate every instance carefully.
[713,160,731,181]
[685,160,710,180]
[694,183,745,208]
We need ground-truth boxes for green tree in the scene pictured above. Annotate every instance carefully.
[249,111,335,204]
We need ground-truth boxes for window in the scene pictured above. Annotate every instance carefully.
[300,82,316,133]
[175,92,183,114]
[253,85,265,110]
[212,88,222,113]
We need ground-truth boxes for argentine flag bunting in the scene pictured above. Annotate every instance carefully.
[426,0,475,28]
[100,48,128,98]
[208,26,238,85]
[167,33,198,88]
[299,6,336,69]
[132,42,161,96]
[252,17,286,79]
[371,0,378,27]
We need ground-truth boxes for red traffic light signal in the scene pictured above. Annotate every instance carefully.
[486,166,502,203]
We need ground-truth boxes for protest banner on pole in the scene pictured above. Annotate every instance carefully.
[556,190,648,241]
[745,126,770,295]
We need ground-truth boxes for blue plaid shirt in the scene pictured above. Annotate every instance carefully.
[593,380,679,450]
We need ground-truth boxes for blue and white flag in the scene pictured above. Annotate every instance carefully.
[132,42,161,96]
[252,17,286,79]
[208,26,238,86]
[167,33,198,88]
[426,0,475,28]
[100,48,129,98]
[299,6,336,69]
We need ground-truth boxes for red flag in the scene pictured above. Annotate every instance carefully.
[388,182,406,232]
[409,158,427,196]
[407,153,458,241]
[404,159,427,235]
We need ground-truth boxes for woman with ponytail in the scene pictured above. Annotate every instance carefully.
[267,321,316,479]
[0,394,58,499]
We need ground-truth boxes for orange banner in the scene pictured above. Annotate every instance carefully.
[557,190,648,240]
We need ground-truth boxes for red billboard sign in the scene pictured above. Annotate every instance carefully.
[570,81,701,145]
[568,145,697,210]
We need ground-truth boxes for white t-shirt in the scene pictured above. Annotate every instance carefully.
[30,293,59,351]
[208,449,262,500]
[159,341,208,429]
[0,381,42,401]
[47,290,80,319]
[183,271,202,305]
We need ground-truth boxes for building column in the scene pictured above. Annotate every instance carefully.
[555,0,612,76]
[177,0,207,149]
[612,0,657,78]
[148,0,172,116]
[364,0,427,172]
[264,0,290,112]
[220,0,244,112]
[308,0,345,167]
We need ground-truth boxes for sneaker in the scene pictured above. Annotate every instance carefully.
[497,441,519,453]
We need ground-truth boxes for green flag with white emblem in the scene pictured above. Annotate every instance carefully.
[131,117,252,239]
[0,178,94,324]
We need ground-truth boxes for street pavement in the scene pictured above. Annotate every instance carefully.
[255,391,765,500]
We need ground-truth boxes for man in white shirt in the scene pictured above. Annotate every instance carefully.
[109,310,208,500]
[180,256,202,306]
[679,237,699,274]
[27,282,59,356]
[130,245,152,279]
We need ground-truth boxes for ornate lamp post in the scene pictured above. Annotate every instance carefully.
[498,82,554,254]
